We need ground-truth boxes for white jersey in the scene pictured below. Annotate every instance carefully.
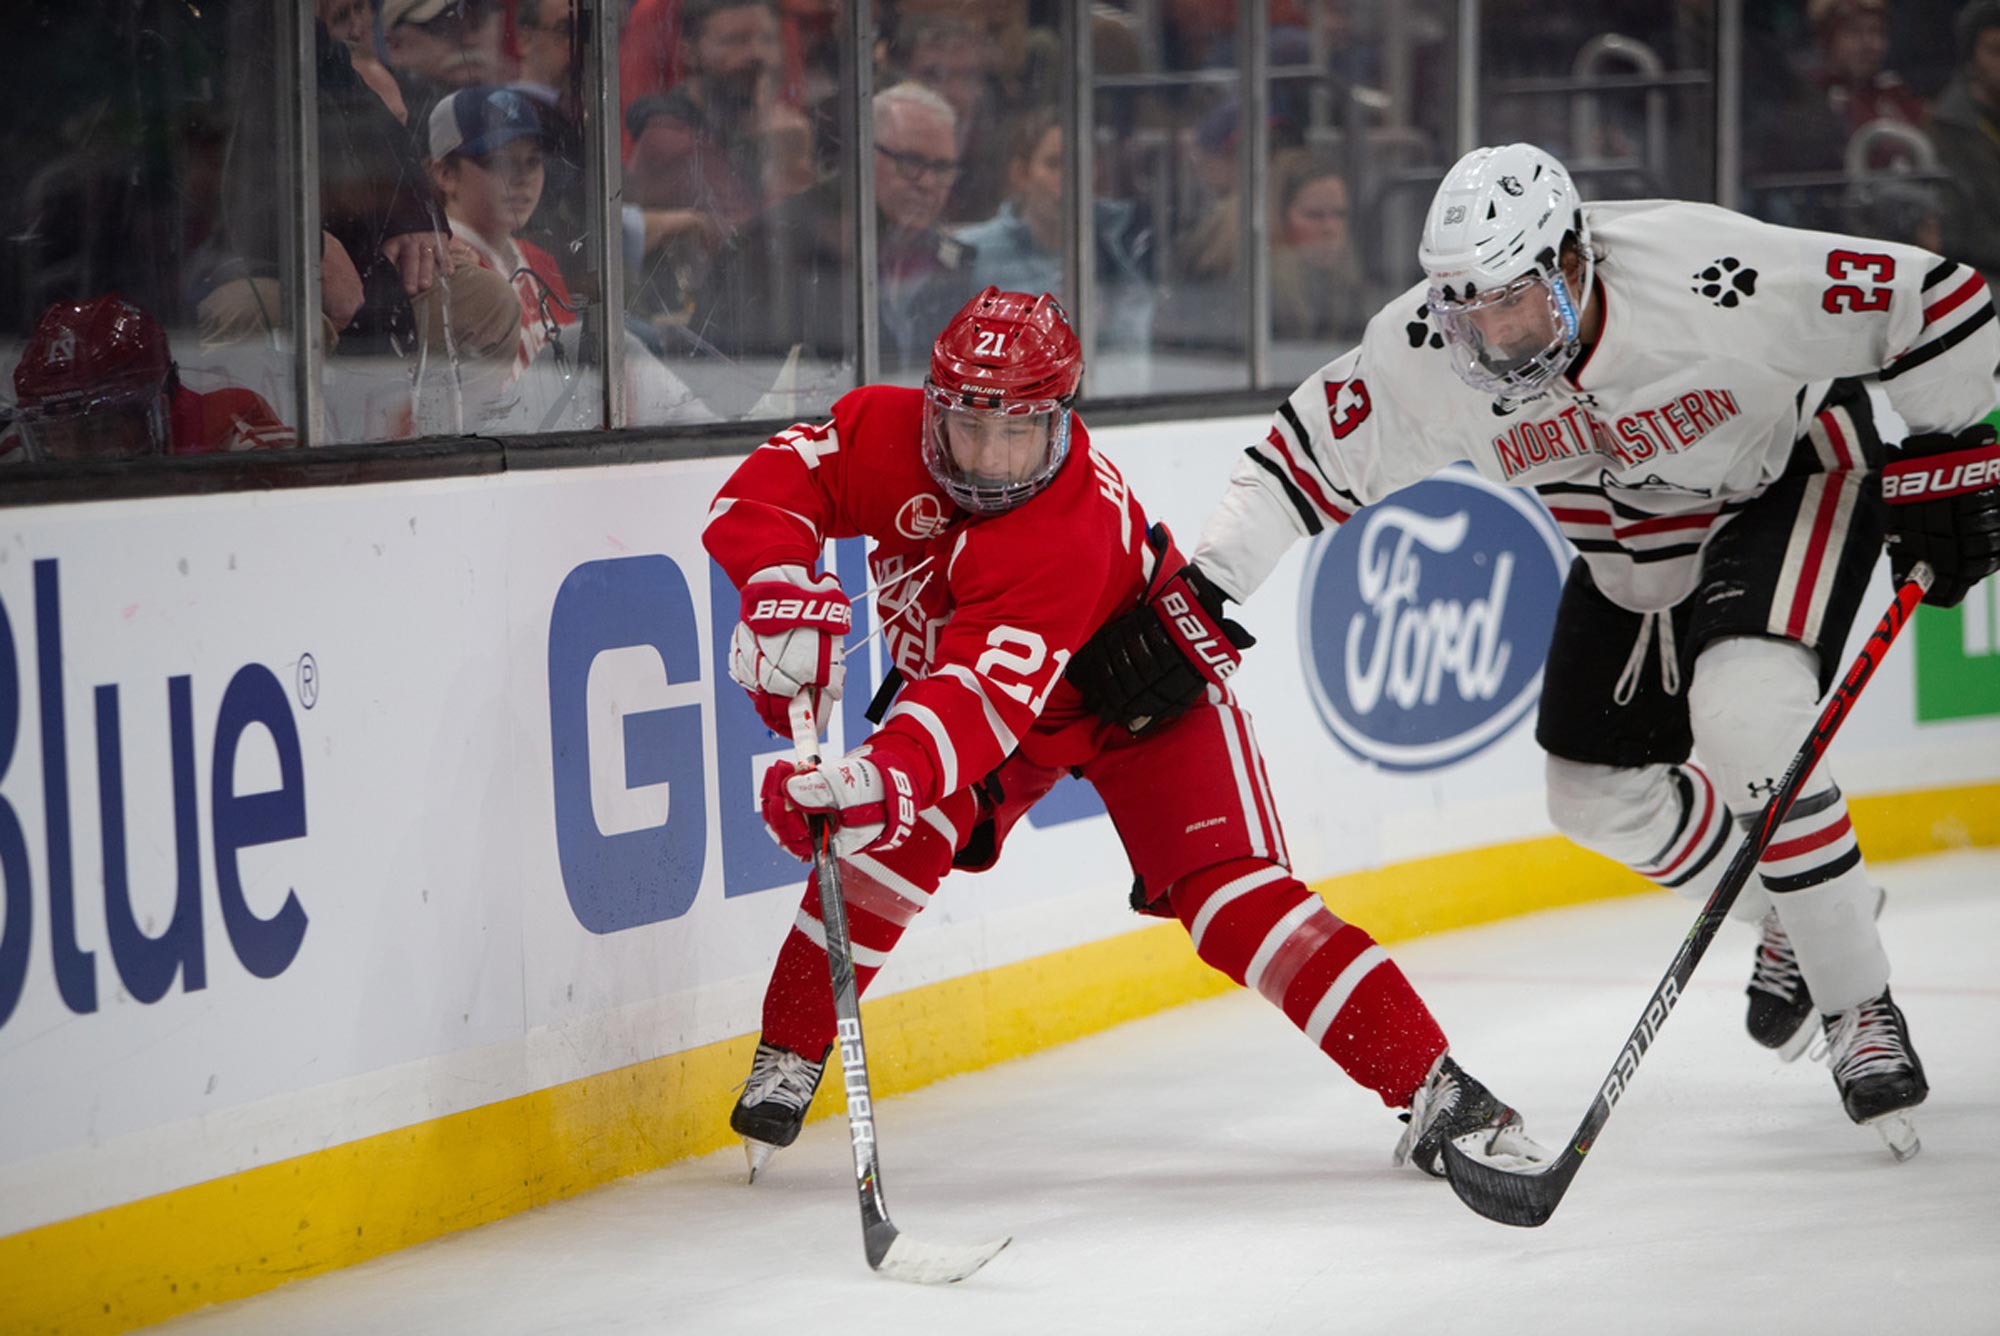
[1196,199,2000,612]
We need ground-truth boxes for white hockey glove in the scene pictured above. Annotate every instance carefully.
[730,565,851,733]
[759,744,918,859]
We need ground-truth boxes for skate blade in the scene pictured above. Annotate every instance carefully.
[743,1138,779,1183]
[1776,1017,1818,1064]
[1868,1111,1920,1163]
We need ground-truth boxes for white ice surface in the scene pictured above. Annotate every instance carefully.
[154,848,2000,1336]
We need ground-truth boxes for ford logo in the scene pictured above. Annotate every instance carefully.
[1297,467,1569,771]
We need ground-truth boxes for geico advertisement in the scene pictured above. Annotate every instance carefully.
[0,467,1133,1223]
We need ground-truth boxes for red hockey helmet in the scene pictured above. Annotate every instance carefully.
[12,295,175,459]
[922,287,1082,514]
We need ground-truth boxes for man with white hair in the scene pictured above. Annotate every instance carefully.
[692,82,983,391]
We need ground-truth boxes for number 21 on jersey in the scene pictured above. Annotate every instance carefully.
[976,626,1071,713]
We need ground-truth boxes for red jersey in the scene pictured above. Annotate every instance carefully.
[166,385,295,454]
[704,384,1155,811]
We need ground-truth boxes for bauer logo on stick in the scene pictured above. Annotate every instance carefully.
[1298,467,1567,771]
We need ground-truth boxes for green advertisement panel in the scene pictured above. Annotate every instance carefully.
[1914,407,2000,722]
[1915,591,2000,721]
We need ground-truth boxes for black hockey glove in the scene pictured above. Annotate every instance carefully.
[1881,423,2000,608]
[1067,561,1255,734]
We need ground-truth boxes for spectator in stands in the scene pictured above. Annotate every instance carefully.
[953,109,1154,352]
[9,296,294,461]
[429,86,714,428]
[882,11,1006,223]
[1810,0,1928,135]
[429,88,577,386]
[507,0,590,285]
[624,0,809,226]
[312,18,518,372]
[692,82,983,390]
[192,16,517,438]
[1934,0,2000,289]
[1747,0,1930,228]
[1268,148,1367,343]
[318,0,407,123]
[623,0,814,323]
[381,0,512,129]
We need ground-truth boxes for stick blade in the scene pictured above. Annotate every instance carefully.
[867,1223,1011,1285]
[1441,1141,1581,1228]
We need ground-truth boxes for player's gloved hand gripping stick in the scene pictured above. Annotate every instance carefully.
[1440,563,1935,1227]
[784,694,1010,1283]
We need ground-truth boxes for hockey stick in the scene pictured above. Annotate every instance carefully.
[1440,562,1934,1227]
[786,694,1011,1283]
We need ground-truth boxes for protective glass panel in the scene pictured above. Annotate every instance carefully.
[1091,0,1249,398]
[1736,4,1959,261]
[1479,5,1715,202]
[1263,0,1463,388]
[321,0,605,442]
[0,2,301,465]
[628,0,853,420]
[929,7,1095,384]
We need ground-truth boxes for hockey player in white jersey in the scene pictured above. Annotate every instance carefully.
[1071,143,2000,1154]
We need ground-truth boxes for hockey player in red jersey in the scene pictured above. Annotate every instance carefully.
[706,287,1550,1182]
[9,295,296,461]
[1069,144,2000,1159]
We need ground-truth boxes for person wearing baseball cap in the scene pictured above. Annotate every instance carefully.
[427,87,576,396]
[382,0,508,106]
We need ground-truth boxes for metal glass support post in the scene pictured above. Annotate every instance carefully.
[1457,0,1481,158]
[849,0,879,386]
[1244,0,1270,390]
[1715,0,1743,211]
[585,0,626,427]
[1063,0,1094,388]
[281,1,323,446]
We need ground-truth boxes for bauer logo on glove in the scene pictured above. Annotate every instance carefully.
[729,564,851,734]
[744,592,853,634]
[760,743,919,860]
[1157,585,1241,681]
[1881,424,2000,609]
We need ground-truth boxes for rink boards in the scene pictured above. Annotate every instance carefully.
[2,414,1998,1334]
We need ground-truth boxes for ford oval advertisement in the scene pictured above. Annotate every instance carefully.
[1297,467,1571,772]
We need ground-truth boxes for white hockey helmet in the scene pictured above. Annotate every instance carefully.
[1417,143,1593,401]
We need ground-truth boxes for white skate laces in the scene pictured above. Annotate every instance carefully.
[1813,995,1913,1086]
[741,1043,824,1114]
[1392,1053,1551,1177]
[1747,911,1805,1003]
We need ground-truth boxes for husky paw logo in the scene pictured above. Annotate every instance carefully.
[1691,256,1758,308]
[1406,303,1446,351]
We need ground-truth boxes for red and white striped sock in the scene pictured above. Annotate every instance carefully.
[1169,857,1446,1107]
[758,827,953,1057]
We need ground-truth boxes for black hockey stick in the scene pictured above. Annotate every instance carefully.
[786,695,1011,1283]
[1440,562,1934,1227]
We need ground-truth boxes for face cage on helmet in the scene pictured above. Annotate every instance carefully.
[921,380,1073,514]
[1428,261,1586,402]
[16,382,170,461]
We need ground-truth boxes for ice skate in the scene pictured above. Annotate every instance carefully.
[1744,910,1816,1061]
[731,1041,828,1182]
[1815,988,1927,1163]
[1393,1054,1551,1178]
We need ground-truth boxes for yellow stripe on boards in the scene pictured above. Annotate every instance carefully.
[3,781,1993,1334]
